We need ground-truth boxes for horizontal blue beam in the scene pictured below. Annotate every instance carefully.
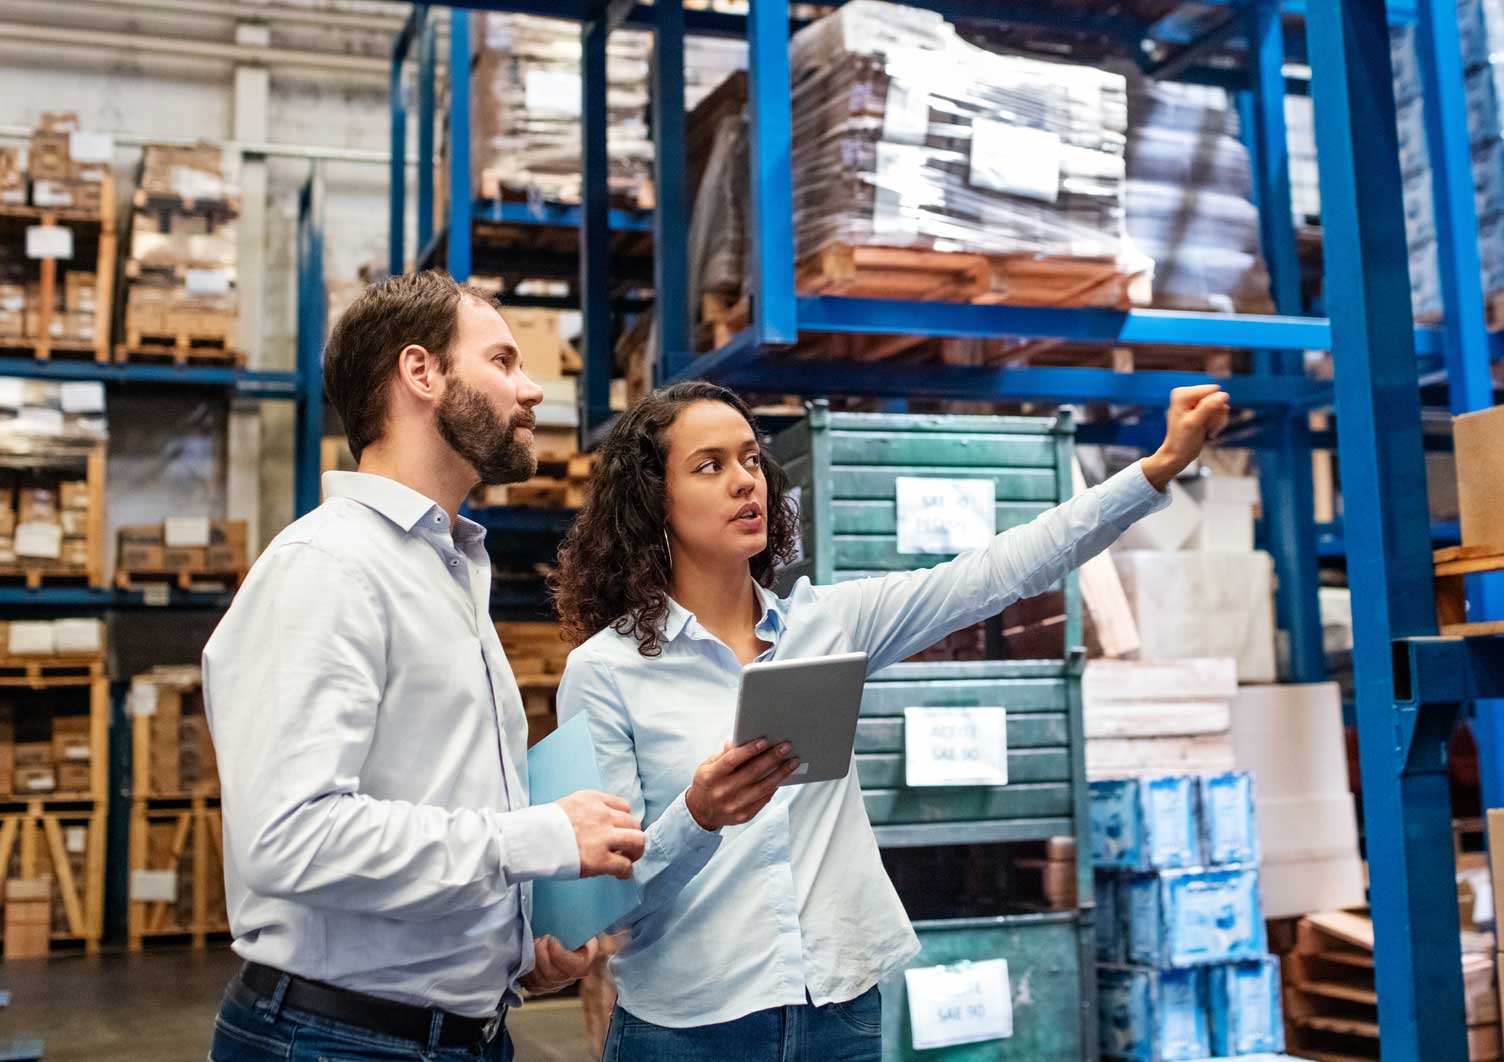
[472,199,654,233]
[0,587,236,610]
[1397,635,1504,705]
[1315,519,1460,558]
[0,359,299,398]
[463,505,577,537]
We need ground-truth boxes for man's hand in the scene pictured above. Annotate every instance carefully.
[685,738,801,831]
[1142,384,1232,491]
[520,935,599,996]
[555,790,645,880]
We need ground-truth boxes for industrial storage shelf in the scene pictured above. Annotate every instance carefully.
[0,357,299,398]
[0,587,237,610]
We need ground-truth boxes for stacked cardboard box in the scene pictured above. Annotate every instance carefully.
[0,467,96,571]
[131,665,217,797]
[23,112,110,214]
[1091,772,1286,1060]
[0,146,25,207]
[122,143,238,351]
[116,518,247,575]
[1082,658,1237,780]
[2,879,51,960]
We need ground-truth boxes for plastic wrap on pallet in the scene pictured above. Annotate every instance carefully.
[1209,956,1285,1056]
[1098,964,1211,1062]
[0,378,107,461]
[1090,776,1201,871]
[467,13,653,203]
[1124,75,1273,313]
[686,35,748,112]
[688,113,750,312]
[1199,771,1259,866]
[787,0,1128,261]
[1124,866,1267,968]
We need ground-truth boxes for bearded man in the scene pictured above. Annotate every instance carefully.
[201,271,645,1062]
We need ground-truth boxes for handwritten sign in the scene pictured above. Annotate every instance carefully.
[905,959,1013,1050]
[904,707,1008,787]
[895,477,995,555]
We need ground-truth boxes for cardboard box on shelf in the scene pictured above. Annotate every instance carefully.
[15,765,57,793]
[59,479,90,511]
[118,525,165,570]
[3,879,52,960]
[27,131,70,180]
[162,546,207,570]
[1455,404,1504,552]
[503,309,575,380]
[14,741,51,768]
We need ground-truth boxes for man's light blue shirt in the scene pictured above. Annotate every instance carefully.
[557,461,1168,1028]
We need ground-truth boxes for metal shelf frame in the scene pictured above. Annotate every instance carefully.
[381,3,1504,1057]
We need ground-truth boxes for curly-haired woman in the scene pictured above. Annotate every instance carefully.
[551,380,1228,1062]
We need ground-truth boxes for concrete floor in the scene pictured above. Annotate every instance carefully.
[0,946,594,1062]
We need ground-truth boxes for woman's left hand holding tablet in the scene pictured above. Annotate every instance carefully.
[685,739,801,831]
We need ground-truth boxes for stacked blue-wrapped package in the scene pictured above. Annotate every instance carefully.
[1090,772,1284,1061]
[1391,0,1504,319]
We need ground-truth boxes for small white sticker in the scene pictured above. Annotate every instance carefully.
[61,743,91,762]
[525,69,583,118]
[970,119,1061,203]
[185,269,231,296]
[69,131,114,164]
[129,870,177,902]
[0,379,25,409]
[29,182,75,209]
[164,516,210,548]
[142,584,171,607]
[14,523,62,561]
[895,477,996,555]
[882,79,931,144]
[905,959,1013,1050]
[872,141,928,239]
[60,381,105,414]
[17,406,65,435]
[26,225,73,260]
[129,681,159,717]
[7,620,54,655]
[904,707,1008,787]
[53,618,102,654]
[22,771,56,791]
[65,826,88,854]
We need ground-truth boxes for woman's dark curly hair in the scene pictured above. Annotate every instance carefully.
[550,382,800,656]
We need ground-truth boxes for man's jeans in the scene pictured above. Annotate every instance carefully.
[209,975,513,1062]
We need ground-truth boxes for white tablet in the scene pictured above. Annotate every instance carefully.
[732,651,869,786]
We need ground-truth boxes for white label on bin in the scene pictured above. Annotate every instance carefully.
[969,119,1061,203]
[905,959,1013,1050]
[895,476,995,555]
[165,516,210,548]
[130,870,177,903]
[60,381,105,414]
[129,681,159,718]
[185,269,231,296]
[69,131,114,164]
[882,79,931,144]
[15,523,62,561]
[8,620,55,655]
[26,225,73,260]
[66,826,88,854]
[525,70,582,118]
[904,707,1008,787]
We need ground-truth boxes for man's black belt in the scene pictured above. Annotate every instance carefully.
[239,961,506,1047]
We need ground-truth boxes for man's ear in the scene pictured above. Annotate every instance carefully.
[393,343,442,404]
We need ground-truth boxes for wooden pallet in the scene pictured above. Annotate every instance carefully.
[127,795,228,951]
[0,566,91,590]
[0,657,103,687]
[0,339,104,363]
[115,334,243,367]
[1435,545,1504,636]
[0,800,107,954]
[115,567,246,592]
[497,621,570,689]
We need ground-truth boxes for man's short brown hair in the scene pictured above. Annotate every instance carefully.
[323,270,498,460]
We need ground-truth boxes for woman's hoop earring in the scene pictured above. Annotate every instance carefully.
[662,528,673,567]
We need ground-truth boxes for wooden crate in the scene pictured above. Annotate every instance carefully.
[130,667,216,801]
[0,174,116,363]
[127,795,229,951]
[0,800,107,954]
[116,307,241,366]
[0,442,108,590]
[1435,545,1504,637]
[0,651,109,803]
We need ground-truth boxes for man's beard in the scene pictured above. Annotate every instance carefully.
[435,374,538,486]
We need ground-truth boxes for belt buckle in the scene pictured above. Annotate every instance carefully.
[481,1014,503,1043]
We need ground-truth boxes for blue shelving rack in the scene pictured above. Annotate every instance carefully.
[376,2,1504,1058]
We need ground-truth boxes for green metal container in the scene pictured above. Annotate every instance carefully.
[879,913,1095,1062]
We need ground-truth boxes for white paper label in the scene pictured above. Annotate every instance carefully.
[904,707,1008,787]
[53,618,102,654]
[905,959,1013,1050]
[60,381,105,414]
[65,826,88,854]
[22,771,56,791]
[0,379,25,409]
[69,131,114,164]
[15,523,62,561]
[895,477,996,555]
[164,516,210,548]
[130,870,177,902]
[142,583,171,607]
[29,182,74,209]
[882,79,931,144]
[26,225,73,260]
[185,269,231,296]
[8,620,55,655]
[17,406,65,434]
[62,743,91,761]
[970,119,1061,203]
[525,69,583,118]
[129,681,159,718]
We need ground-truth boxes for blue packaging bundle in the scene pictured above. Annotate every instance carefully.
[1090,776,1201,871]
[1099,964,1211,1062]
[1209,956,1285,1056]
[1199,772,1259,866]
[1097,870,1123,963]
[1125,866,1267,968]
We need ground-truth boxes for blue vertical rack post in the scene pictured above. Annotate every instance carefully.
[652,0,692,383]
[296,165,327,517]
[1307,1,1466,1060]
[579,11,612,437]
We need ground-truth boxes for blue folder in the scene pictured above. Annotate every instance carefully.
[526,713,641,950]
